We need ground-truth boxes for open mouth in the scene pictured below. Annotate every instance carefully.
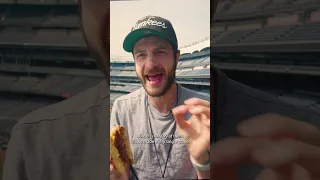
[146,73,164,85]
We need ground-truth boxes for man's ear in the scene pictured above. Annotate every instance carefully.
[176,50,180,63]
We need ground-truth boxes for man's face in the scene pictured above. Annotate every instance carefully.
[133,36,179,97]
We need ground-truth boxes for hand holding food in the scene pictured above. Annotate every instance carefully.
[110,125,133,173]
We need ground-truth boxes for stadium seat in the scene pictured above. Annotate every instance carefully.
[58,30,86,47]
[0,76,17,91]
[279,22,320,41]
[241,25,297,43]
[224,0,269,14]
[58,0,78,5]
[263,0,290,10]
[4,4,50,24]
[16,0,56,4]
[28,29,68,45]
[0,28,36,44]
[42,6,79,26]
[217,29,256,44]
[28,75,70,94]
[9,77,40,92]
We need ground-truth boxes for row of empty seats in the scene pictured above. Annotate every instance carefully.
[176,68,210,76]
[0,5,79,25]
[0,75,103,96]
[217,0,320,15]
[213,22,320,44]
[110,56,210,72]
[2,22,319,47]
[0,0,78,5]
[0,28,85,46]
[110,68,210,78]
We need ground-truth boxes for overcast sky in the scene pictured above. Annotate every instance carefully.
[110,0,210,60]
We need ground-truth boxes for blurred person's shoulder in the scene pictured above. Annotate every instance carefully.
[8,80,110,180]
[16,80,109,129]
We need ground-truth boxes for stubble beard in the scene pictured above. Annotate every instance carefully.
[137,60,177,97]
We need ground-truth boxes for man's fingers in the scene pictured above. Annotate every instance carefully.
[210,138,256,180]
[252,138,320,177]
[255,165,312,180]
[211,137,257,165]
[237,113,320,146]
[172,105,190,130]
[212,136,320,177]
[187,105,210,119]
[184,97,210,108]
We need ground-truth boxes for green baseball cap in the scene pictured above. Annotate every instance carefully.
[123,15,178,53]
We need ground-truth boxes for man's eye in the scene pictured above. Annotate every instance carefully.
[136,54,145,58]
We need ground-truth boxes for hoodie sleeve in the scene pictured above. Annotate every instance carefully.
[2,124,27,180]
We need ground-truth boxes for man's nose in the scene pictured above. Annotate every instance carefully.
[145,54,159,69]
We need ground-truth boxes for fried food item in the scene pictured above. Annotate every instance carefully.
[110,125,133,173]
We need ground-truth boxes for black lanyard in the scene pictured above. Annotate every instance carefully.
[131,85,179,180]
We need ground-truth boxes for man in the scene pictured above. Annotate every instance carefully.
[109,15,211,180]
[2,0,320,180]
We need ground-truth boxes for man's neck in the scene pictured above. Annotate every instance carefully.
[148,83,177,114]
